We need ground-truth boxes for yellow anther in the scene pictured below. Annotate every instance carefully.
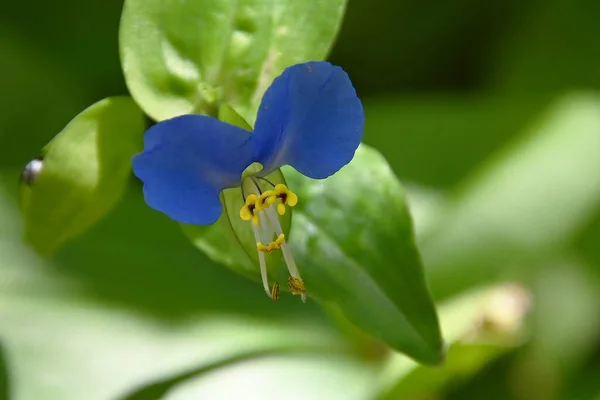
[277,203,286,215]
[274,184,298,207]
[256,234,285,253]
[271,282,280,300]
[240,194,260,226]
[287,277,306,296]
[269,184,299,215]
[256,242,268,252]
[259,190,277,209]
[274,233,285,246]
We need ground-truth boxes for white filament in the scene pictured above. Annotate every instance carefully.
[264,207,306,303]
[251,224,272,298]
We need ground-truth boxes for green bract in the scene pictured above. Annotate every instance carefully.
[19,97,145,255]
[181,104,292,284]
[119,0,347,122]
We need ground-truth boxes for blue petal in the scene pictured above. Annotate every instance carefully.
[252,61,364,179]
[132,115,254,225]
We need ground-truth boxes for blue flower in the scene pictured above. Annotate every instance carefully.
[133,61,364,302]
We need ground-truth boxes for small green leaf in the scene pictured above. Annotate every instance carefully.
[286,145,439,365]
[19,96,145,256]
[119,0,347,122]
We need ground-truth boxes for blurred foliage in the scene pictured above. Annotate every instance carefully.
[2,0,600,398]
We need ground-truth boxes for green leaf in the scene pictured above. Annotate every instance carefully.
[119,0,347,122]
[421,93,600,299]
[182,143,443,364]
[19,96,145,256]
[285,144,443,365]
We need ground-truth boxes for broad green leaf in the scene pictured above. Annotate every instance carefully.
[183,143,443,364]
[19,97,145,256]
[285,144,443,365]
[421,93,600,299]
[119,0,347,122]
[377,284,529,399]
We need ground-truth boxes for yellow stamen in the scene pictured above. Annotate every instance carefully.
[287,276,306,297]
[256,233,285,253]
[259,190,276,209]
[240,194,260,226]
[239,181,305,302]
[269,184,298,215]
[277,203,286,215]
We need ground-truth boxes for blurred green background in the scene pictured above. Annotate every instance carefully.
[1,0,600,399]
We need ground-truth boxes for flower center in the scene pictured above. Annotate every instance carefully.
[238,176,306,303]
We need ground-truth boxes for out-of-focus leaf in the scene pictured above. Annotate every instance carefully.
[403,184,447,240]
[0,33,87,168]
[119,349,289,400]
[0,295,343,400]
[490,0,600,95]
[421,93,600,299]
[377,284,529,400]
[508,262,600,400]
[1,171,358,400]
[181,105,291,283]
[119,0,346,122]
[158,353,375,400]
[284,144,443,365]
[0,342,9,400]
[362,95,547,188]
[530,263,600,372]
[19,97,145,256]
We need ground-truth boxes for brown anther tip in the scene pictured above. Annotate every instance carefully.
[287,277,306,296]
[271,282,280,301]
